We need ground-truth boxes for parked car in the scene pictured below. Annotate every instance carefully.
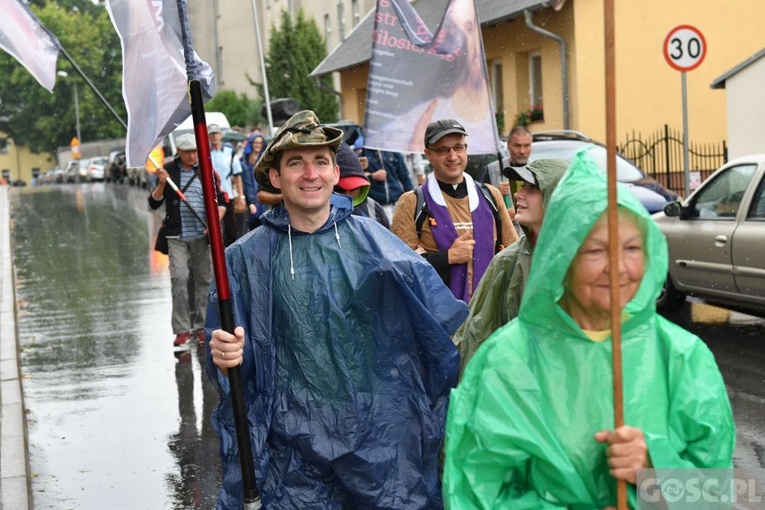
[64,160,81,183]
[529,131,680,213]
[40,169,55,185]
[85,156,108,182]
[652,154,765,315]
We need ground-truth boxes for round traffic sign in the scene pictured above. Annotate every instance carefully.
[663,25,706,72]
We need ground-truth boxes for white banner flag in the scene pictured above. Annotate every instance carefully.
[0,0,60,92]
[364,0,499,154]
[105,0,215,167]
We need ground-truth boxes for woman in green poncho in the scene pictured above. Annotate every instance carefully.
[443,150,735,509]
[455,158,569,374]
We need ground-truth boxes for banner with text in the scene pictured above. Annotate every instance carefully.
[105,0,215,168]
[364,0,499,154]
[0,0,60,92]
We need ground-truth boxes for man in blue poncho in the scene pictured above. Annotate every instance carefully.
[205,110,468,510]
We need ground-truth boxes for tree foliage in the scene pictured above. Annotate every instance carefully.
[0,2,124,154]
[205,90,264,130]
[264,9,338,123]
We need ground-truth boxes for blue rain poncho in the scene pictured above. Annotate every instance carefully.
[443,151,735,509]
[206,194,468,510]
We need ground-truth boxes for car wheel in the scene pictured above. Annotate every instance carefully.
[657,274,686,311]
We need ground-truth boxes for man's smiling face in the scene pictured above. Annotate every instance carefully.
[269,146,339,223]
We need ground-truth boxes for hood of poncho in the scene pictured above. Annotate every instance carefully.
[519,149,668,330]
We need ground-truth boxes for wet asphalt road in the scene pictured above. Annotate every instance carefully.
[11,183,220,509]
[8,183,765,509]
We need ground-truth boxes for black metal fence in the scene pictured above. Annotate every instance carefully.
[618,124,727,196]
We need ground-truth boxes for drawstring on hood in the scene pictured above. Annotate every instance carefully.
[288,224,295,280]
[273,196,354,281]
[334,222,342,248]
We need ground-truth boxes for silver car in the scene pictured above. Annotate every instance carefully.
[653,154,765,315]
[85,156,108,182]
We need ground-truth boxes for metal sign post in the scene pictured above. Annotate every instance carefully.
[663,25,707,197]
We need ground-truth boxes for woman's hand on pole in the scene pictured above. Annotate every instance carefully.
[210,326,245,375]
[594,426,649,484]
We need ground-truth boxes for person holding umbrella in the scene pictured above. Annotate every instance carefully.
[443,150,734,509]
[205,110,467,510]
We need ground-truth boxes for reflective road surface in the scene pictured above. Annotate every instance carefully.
[11,184,220,509]
[8,183,765,508]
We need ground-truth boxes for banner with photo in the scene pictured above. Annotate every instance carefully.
[363,0,499,154]
[105,0,215,168]
[0,0,60,92]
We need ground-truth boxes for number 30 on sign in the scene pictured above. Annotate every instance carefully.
[663,25,706,72]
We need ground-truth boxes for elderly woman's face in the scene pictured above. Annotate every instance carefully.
[564,213,645,318]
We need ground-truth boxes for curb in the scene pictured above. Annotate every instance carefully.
[0,187,31,510]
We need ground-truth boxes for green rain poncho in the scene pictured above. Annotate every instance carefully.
[455,159,569,375]
[443,150,735,509]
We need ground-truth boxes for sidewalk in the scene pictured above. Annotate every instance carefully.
[0,187,31,509]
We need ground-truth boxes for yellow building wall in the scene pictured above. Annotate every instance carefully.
[0,138,54,184]
[571,0,765,145]
[339,66,370,122]
[334,0,761,147]
[482,7,576,136]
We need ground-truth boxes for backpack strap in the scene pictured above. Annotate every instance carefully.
[413,186,430,239]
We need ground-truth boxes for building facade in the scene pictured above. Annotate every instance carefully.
[312,0,765,149]
[711,49,765,160]
[0,135,54,185]
[187,0,376,103]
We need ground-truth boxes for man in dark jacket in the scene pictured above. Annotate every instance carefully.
[333,142,390,228]
[206,111,467,510]
[361,147,413,220]
[148,133,224,348]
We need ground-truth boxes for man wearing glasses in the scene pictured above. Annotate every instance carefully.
[391,119,517,302]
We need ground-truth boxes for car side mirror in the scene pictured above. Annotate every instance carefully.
[663,201,683,217]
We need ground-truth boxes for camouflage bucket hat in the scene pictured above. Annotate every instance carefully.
[254,110,344,182]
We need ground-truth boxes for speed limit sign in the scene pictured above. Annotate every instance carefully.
[663,25,706,72]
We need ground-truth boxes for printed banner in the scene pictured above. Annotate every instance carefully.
[0,0,60,92]
[105,0,215,167]
[364,0,499,154]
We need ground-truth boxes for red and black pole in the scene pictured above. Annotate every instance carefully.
[189,80,259,507]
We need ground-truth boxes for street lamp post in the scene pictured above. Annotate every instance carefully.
[57,71,81,142]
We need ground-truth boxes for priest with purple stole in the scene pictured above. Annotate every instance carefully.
[392,119,517,302]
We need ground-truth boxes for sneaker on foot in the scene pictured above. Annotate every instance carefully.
[195,330,206,345]
[173,332,192,348]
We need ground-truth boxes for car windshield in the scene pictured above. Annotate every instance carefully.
[531,144,645,182]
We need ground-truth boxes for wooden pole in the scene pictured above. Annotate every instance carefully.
[603,0,627,509]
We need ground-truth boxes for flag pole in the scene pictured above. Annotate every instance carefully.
[175,2,259,508]
[57,45,128,130]
[250,0,274,134]
[603,0,627,509]
[189,80,259,508]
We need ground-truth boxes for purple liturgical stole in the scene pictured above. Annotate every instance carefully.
[422,174,495,303]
